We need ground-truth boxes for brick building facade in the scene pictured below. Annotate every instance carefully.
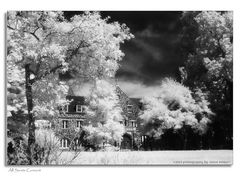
[57,85,145,150]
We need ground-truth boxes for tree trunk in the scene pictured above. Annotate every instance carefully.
[183,128,188,150]
[200,135,203,150]
[150,135,153,151]
[183,136,187,150]
[25,64,35,164]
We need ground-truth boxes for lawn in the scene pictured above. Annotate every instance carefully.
[59,150,233,165]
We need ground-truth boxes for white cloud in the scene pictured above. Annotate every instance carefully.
[133,38,163,61]
[117,80,161,98]
[67,79,162,98]
[68,80,94,96]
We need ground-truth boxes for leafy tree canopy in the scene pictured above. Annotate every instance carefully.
[140,79,213,138]
[84,79,125,146]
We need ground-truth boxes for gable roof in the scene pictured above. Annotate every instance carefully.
[66,95,85,104]
[130,98,143,110]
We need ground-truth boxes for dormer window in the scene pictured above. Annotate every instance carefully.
[127,105,133,113]
[76,105,85,113]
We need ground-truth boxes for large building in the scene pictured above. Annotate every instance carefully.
[57,85,146,150]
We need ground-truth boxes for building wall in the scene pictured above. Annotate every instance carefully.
[57,86,142,150]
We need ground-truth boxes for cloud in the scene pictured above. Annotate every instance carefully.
[133,38,163,61]
[64,11,184,93]
[68,80,93,96]
[117,79,162,98]
[136,25,163,38]
[67,79,163,99]
[117,32,182,85]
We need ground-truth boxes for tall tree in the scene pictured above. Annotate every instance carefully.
[7,11,133,163]
[140,79,213,149]
[180,11,233,148]
[83,79,125,148]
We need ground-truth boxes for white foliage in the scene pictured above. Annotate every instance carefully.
[84,79,125,146]
[195,11,233,82]
[140,78,213,136]
[35,128,59,148]
[32,73,69,118]
[7,11,133,122]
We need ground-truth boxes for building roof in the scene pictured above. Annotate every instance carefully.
[66,95,85,104]
[130,98,143,110]
[61,86,143,120]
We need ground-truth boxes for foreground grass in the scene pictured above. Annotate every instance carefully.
[59,150,232,165]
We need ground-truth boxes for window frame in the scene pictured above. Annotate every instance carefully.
[124,120,128,126]
[60,138,70,148]
[76,120,82,128]
[76,105,85,113]
[127,104,133,113]
[130,121,137,127]
[62,120,69,129]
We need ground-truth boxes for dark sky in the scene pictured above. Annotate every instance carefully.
[64,11,185,97]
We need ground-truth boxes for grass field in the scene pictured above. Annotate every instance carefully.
[59,150,232,165]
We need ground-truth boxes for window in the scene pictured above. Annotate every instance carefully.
[62,120,69,129]
[74,138,81,146]
[124,120,127,126]
[76,105,85,113]
[75,139,79,145]
[127,105,133,113]
[141,135,147,143]
[131,121,137,127]
[59,105,68,113]
[60,138,70,148]
[76,120,82,128]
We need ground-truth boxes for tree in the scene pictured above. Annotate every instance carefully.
[180,11,233,148]
[140,78,213,149]
[83,79,125,148]
[7,11,133,163]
